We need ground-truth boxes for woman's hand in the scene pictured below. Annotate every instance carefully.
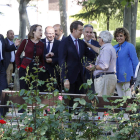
[86,64,96,71]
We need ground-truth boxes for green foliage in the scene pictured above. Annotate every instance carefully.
[1,56,140,139]
[72,0,124,30]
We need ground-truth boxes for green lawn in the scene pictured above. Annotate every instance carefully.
[111,37,140,59]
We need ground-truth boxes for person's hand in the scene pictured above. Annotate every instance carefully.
[46,52,54,58]
[46,58,52,63]
[15,39,21,46]
[85,41,91,48]
[86,64,95,71]
[64,79,70,90]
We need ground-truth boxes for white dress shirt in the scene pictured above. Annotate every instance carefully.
[7,39,15,62]
[46,38,54,52]
[0,40,3,60]
[70,34,79,53]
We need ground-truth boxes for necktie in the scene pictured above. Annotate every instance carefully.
[47,42,50,53]
[75,39,79,54]
[0,52,1,61]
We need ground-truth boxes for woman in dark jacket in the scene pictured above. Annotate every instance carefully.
[15,24,44,90]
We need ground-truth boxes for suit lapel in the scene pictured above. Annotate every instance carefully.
[51,39,56,52]
[68,35,79,58]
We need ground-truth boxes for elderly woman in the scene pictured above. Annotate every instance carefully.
[86,30,117,96]
[113,27,139,97]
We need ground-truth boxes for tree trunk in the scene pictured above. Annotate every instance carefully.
[131,0,138,47]
[14,0,30,91]
[123,1,138,46]
[107,15,109,31]
[123,3,132,43]
[25,9,31,32]
[19,0,27,40]
[59,0,67,36]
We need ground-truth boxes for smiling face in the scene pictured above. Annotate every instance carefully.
[72,25,83,39]
[53,25,63,40]
[83,27,93,42]
[45,26,55,41]
[116,33,126,46]
[33,26,42,39]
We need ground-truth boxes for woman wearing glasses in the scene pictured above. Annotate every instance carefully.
[113,27,139,97]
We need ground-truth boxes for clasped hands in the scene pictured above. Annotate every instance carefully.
[46,52,54,63]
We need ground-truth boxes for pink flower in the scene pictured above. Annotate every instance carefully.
[89,64,92,68]
[58,96,63,101]
[47,109,50,112]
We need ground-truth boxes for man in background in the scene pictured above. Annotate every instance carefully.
[53,24,66,41]
[4,30,15,86]
[83,24,100,93]
[41,26,60,91]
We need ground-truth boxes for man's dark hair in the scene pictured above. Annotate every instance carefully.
[70,21,83,33]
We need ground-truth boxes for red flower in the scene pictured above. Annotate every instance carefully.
[44,114,47,116]
[98,117,100,120]
[25,127,33,132]
[0,120,6,124]
[28,127,33,132]
[104,112,109,116]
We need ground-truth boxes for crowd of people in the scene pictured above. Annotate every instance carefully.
[0,20,139,98]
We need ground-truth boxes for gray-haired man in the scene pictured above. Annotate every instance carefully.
[82,24,100,93]
[86,30,117,96]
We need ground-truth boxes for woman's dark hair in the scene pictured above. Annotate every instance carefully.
[114,27,130,41]
[28,24,42,39]
[70,21,83,33]
[93,31,97,41]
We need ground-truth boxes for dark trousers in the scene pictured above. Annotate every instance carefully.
[84,67,95,94]
[19,62,44,91]
[69,72,84,94]
[68,73,84,113]
[0,61,8,117]
[0,61,8,94]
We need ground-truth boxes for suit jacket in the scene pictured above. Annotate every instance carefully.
[61,35,66,41]
[58,35,95,84]
[83,39,100,80]
[41,38,60,77]
[4,38,15,70]
[0,34,16,69]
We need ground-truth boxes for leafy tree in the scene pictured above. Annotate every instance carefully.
[72,0,124,31]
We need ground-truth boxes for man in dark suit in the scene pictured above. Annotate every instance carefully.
[83,24,100,93]
[4,30,15,86]
[41,26,60,90]
[58,21,95,94]
[53,24,66,41]
[0,33,20,117]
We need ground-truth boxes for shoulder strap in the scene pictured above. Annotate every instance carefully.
[22,39,28,56]
[24,39,28,51]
